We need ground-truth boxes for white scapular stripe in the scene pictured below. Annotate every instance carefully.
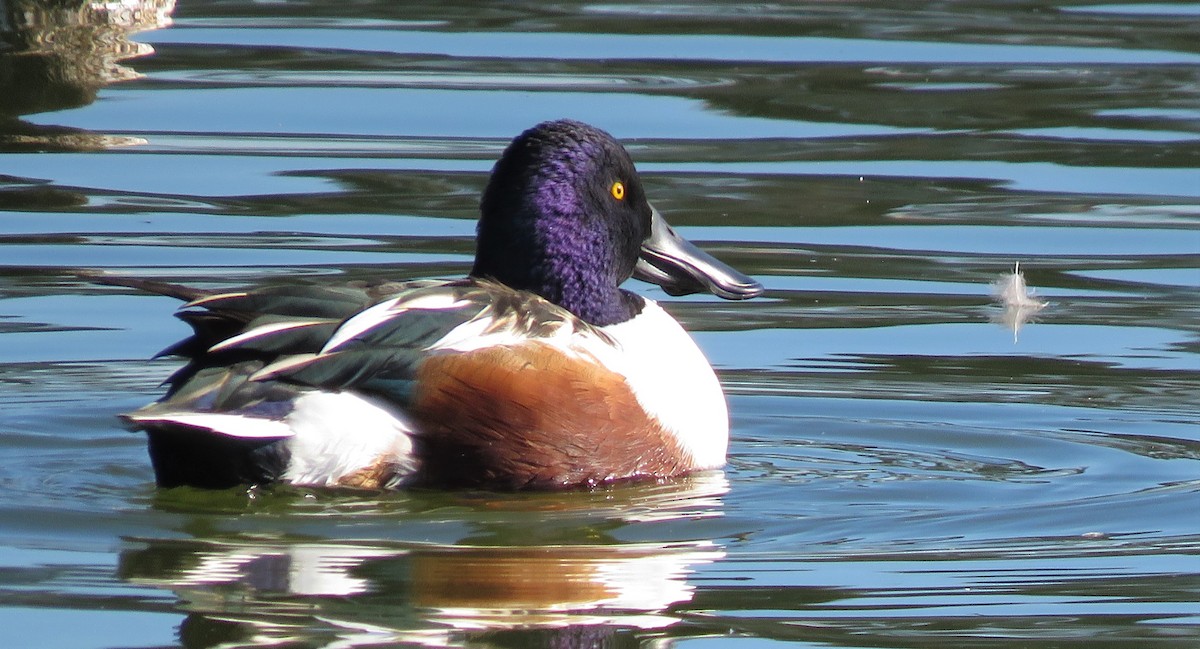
[127,412,295,439]
[208,319,327,353]
[322,292,468,353]
[249,353,320,382]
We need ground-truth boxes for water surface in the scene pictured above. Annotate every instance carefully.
[1,1,1198,648]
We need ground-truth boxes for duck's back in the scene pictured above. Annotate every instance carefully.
[125,279,727,490]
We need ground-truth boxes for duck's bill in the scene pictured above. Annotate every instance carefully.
[634,206,764,300]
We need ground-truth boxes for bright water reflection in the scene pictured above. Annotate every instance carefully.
[1,1,1199,648]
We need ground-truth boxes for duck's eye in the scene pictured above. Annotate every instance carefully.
[610,181,625,201]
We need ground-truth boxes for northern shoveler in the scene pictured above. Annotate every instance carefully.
[116,119,763,490]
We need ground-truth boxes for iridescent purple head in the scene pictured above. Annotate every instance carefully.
[472,120,762,326]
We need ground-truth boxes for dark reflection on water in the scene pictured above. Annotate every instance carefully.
[2,1,1199,648]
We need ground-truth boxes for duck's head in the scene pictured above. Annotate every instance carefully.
[471,119,763,326]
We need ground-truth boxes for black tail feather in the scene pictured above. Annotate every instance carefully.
[146,427,290,489]
[81,270,213,303]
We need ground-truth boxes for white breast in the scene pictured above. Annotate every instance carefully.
[592,300,729,468]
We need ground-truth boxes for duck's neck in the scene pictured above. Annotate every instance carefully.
[471,219,642,327]
[547,280,644,327]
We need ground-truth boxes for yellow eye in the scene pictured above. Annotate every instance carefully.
[610,181,625,201]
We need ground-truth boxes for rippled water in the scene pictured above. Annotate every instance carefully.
[1,1,1198,647]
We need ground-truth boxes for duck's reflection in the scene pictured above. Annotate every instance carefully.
[0,0,173,149]
[121,475,729,648]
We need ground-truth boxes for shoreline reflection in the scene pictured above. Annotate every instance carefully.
[0,0,174,149]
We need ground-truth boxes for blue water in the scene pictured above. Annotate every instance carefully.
[1,1,1198,647]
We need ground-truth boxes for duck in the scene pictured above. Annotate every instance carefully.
[117,119,763,491]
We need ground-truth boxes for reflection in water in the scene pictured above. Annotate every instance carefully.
[992,301,1046,343]
[0,0,173,148]
[121,475,728,648]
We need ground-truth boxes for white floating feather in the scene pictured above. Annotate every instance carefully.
[991,262,1048,342]
[992,261,1048,310]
